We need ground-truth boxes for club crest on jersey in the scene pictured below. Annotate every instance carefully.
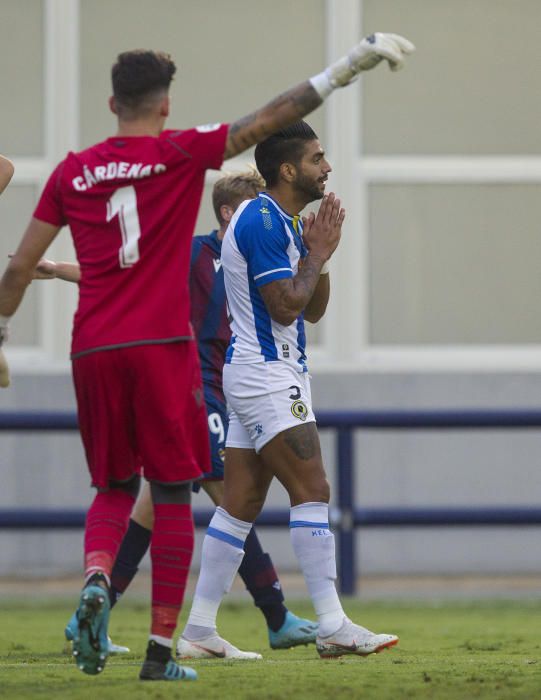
[260,206,272,230]
[291,400,308,421]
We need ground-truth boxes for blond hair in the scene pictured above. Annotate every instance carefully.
[212,166,265,225]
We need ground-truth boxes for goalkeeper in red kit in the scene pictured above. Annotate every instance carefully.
[0,35,414,681]
[37,170,320,657]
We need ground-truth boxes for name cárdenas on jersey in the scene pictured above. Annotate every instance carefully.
[32,126,229,357]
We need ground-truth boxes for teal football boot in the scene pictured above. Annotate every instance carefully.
[139,658,198,681]
[71,584,111,674]
[269,611,318,649]
[65,610,130,654]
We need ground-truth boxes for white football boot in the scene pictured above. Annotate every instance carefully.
[316,618,398,658]
[177,633,262,660]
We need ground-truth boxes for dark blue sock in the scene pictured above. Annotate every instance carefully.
[238,527,287,632]
[110,518,152,608]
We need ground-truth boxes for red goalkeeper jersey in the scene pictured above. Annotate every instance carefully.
[34,125,229,356]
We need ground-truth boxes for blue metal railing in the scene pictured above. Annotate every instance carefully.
[2,409,541,594]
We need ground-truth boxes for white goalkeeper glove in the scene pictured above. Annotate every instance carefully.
[0,315,10,388]
[310,33,415,97]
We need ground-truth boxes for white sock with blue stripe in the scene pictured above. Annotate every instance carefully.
[183,507,251,639]
[290,502,345,637]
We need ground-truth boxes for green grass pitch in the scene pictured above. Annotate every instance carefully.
[1,599,540,699]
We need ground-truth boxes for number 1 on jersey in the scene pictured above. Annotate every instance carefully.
[107,185,141,268]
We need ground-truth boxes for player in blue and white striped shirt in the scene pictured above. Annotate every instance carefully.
[180,122,399,660]
[222,191,308,372]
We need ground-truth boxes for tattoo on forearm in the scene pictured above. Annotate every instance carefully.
[226,113,260,153]
[260,255,324,323]
[291,84,323,115]
[225,82,323,158]
[293,255,323,301]
[284,424,319,461]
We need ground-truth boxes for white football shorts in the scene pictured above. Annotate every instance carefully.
[223,361,316,453]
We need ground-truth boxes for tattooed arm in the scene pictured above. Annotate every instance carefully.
[259,252,326,326]
[259,194,344,326]
[224,81,322,159]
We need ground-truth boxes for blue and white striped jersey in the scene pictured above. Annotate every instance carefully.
[222,193,308,372]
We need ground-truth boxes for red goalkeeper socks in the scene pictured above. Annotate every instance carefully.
[84,490,135,580]
[150,503,194,638]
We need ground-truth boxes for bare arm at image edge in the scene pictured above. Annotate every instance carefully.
[0,156,14,195]
[0,218,61,388]
[0,219,61,321]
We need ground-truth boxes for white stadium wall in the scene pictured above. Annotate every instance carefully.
[1,0,541,577]
[2,371,541,577]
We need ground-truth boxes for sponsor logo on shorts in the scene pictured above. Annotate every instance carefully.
[255,424,263,435]
[291,400,308,421]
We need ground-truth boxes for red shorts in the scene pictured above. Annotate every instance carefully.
[72,341,211,489]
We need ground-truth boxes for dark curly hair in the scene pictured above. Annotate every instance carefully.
[254,121,318,187]
[111,50,176,116]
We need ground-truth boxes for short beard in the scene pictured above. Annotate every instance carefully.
[292,171,324,203]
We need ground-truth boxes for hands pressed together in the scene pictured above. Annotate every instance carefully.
[302,193,345,267]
